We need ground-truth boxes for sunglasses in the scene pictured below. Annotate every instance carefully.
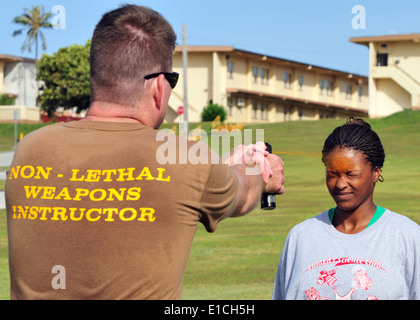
[144,72,179,89]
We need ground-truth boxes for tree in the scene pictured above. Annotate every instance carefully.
[201,103,227,122]
[37,40,91,117]
[12,5,53,62]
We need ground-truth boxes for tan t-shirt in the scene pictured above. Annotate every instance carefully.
[6,121,238,299]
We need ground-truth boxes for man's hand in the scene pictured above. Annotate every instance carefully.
[223,141,285,193]
[223,141,273,183]
[224,141,285,217]
[263,153,285,195]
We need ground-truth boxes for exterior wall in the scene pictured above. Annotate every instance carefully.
[171,47,369,123]
[227,57,247,89]
[351,35,420,118]
[375,79,411,115]
[0,62,5,93]
[0,57,40,122]
[378,41,420,80]
[3,61,38,107]
[0,105,40,122]
[171,52,214,122]
[370,40,420,117]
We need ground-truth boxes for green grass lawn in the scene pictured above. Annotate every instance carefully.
[1,110,419,300]
[0,209,7,300]
[0,123,48,152]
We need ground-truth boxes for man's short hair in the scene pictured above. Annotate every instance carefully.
[90,5,177,106]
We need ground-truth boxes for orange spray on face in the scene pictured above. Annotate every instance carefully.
[324,146,382,232]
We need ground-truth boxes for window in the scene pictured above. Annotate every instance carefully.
[252,102,258,119]
[326,80,334,96]
[284,72,292,88]
[228,61,234,78]
[346,84,353,99]
[228,98,233,115]
[376,53,388,66]
[358,86,363,101]
[329,81,334,96]
[319,79,324,95]
[260,103,268,120]
[261,68,269,84]
[253,66,258,83]
[298,74,303,90]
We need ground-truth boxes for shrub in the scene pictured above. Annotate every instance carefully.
[201,103,227,122]
[0,94,17,105]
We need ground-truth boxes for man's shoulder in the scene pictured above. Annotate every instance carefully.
[20,122,65,143]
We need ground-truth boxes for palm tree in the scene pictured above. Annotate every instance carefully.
[12,5,53,62]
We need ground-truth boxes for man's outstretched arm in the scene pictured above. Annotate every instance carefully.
[227,143,285,217]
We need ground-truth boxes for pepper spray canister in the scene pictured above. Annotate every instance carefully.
[261,142,276,210]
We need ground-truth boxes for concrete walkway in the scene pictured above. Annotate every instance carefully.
[0,151,14,167]
[0,151,15,209]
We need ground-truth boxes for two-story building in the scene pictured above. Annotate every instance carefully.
[0,54,37,107]
[168,46,369,123]
[0,54,39,122]
[350,33,420,118]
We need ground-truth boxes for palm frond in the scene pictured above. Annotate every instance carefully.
[39,11,53,24]
[11,5,53,59]
[39,30,47,51]
[21,36,34,52]
[12,29,23,37]
[12,15,32,25]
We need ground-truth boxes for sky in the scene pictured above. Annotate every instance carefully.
[1,0,419,76]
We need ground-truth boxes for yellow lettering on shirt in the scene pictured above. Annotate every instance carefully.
[135,167,155,180]
[69,169,85,181]
[54,187,72,200]
[117,168,135,181]
[155,168,171,182]
[12,206,158,223]
[9,165,52,180]
[138,208,156,222]
[8,165,173,224]
[85,170,101,182]
[51,207,68,221]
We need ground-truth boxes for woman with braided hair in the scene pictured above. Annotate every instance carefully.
[273,118,420,300]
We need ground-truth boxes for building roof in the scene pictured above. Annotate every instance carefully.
[350,33,420,46]
[226,87,368,114]
[0,54,35,63]
[174,45,367,80]
[175,45,234,53]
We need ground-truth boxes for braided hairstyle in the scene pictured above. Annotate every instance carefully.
[321,117,385,181]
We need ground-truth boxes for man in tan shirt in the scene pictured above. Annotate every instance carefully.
[6,4,285,299]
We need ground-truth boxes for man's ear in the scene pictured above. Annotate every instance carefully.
[152,74,165,109]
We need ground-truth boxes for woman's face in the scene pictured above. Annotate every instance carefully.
[324,147,381,212]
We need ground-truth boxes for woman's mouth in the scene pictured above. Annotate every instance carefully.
[334,192,353,201]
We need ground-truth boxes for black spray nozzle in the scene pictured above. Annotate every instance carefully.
[261,142,276,211]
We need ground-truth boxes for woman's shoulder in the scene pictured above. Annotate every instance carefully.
[385,209,420,234]
[287,210,330,236]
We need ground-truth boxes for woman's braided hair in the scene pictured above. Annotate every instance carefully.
[321,117,385,180]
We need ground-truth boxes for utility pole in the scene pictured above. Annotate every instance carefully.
[182,23,189,135]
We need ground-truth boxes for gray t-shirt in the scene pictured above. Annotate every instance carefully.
[272,209,420,300]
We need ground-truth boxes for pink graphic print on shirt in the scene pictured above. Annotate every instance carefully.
[304,257,383,300]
